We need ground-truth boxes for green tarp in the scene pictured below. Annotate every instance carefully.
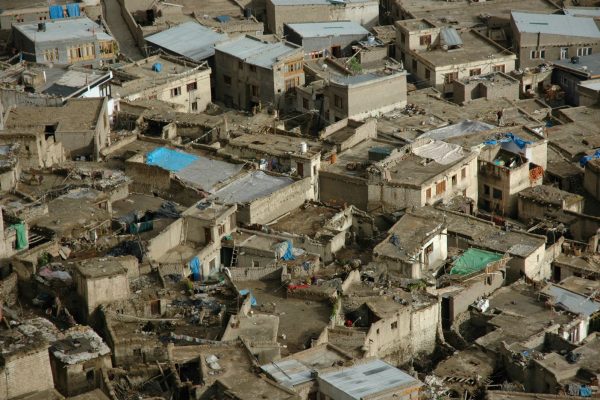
[129,220,154,234]
[449,248,503,275]
[11,222,28,250]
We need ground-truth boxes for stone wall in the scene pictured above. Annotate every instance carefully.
[0,346,54,399]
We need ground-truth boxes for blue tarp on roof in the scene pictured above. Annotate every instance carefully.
[215,15,231,23]
[49,5,64,19]
[580,149,600,167]
[484,133,532,149]
[66,3,80,17]
[146,147,199,172]
[239,289,258,306]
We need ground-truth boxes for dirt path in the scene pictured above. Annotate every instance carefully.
[102,0,144,60]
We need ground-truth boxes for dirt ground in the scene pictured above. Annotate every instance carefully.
[238,279,332,355]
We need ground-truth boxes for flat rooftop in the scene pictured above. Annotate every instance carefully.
[374,211,444,261]
[14,16,113,42]
[518,185,583,207]
[414,30,514,67]
[396,0,558,29]
[554,53,600,78]
[5,98,104,133]
[269,203,338,237]
[51,327,110,364]
[323,138,396,178]
[75,257,128,279]
[222,132,322,158]
[270,0,374,5]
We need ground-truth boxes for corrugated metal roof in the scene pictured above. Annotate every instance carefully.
[511,11,600,39]
[440,27,463,47]
[14,17,113,43]
[563,8,600,17]
[145,22,228,61]
[420,120,495,140]
[261,359,313,387]
[207,171,295,204]
[318,360,422,400]
[544,284,600,317]
[215,36,301,69]
[286,21,369,38]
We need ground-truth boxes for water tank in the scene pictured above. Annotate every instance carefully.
[367,35,375,45]
[571,56,580,64]
[152,63,162,72]
[300,142,307,154]
[244,7,252,18]
[38,22,46,32]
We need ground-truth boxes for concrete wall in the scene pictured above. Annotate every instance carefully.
[0,347,54,399]
[285,27,367,57]
[75,271,130,315]
[146,218,184,261]
[51,353,112,396]
[584,160,600,202]
[237,177,314,225]
[364,300,439,365]
[319,172,368,210]
[266,0,378,35]
[325,73,407,123]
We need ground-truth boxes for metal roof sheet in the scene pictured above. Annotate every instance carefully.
[440,27,463,47]
[420,120,495,140]
[318,359,422,400]
[544,285,600,317]
[14,17,113,43]
[145,22,228,61]
[207,171,295,204]
[215,36,301,69]
[286,21,369,38]
[261,359,313,387]
[511,11,600,39]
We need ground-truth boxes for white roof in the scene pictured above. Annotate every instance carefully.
[318,359,422,400]
[14,17,113,43]
[215,36,301,69]
[511,11,600,39]
[145,22,228,61]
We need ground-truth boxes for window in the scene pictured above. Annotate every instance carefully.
[391,321,398,330]
[170,86,181,97]
[451,174,457,186]
[252,260,260,268]
[425,243,433,254]
[461,167,466,179]
[419,34,431,46]
[284,61,303,73]
[43,48,59,62]
[469,68,481,76]
[412,59,417,71]
[251,84,259,97]
[492,64,505,73]
[560,47,569,60]
[99,41,114,56]
[530,49,545,59]
[577,47,592,56]
[425,68,431,79]
[284,77,300,91]
[493,188,502,200]
[436,180,446,195]
[444,72,458,84]
[400,32,406,44]
[302,98,309,110]
[483,184,490,195]
[334,94,343,108]
[249,65,256,72]
[426,187,432,200]
[238,60,243,70]
[218,224,226,235]
[223,75,232,85]
[186,81,197,92]
[191,101,198,111]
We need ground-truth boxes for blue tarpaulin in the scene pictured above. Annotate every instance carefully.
[484,133,531,149]
[239,289,257,306]
[188,257,201,281]
[66,3,80,17]
[49,5,64,19]
[580,386,592,397]
[146,147,199,172]
[580,149,600,167]
[282,240,295,261]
